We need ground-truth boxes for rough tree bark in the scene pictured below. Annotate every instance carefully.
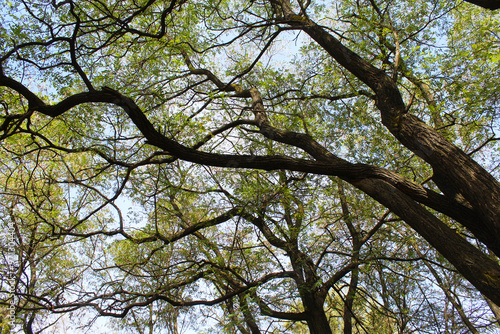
[272,0,500,304]
[1,0,499,324]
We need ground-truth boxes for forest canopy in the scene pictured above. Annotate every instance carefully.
[0,0,499,333]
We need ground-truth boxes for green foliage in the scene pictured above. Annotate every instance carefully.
[1,0,499,333]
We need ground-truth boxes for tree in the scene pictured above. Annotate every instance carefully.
[0,0,499,332]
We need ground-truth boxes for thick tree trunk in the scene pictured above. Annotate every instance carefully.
[302,295,333,334]
[284,8,500,257]
[268,7,500,302]
[396,114,500,255]
[354,178,500,305]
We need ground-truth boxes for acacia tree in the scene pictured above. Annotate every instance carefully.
[0,0,499,332]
